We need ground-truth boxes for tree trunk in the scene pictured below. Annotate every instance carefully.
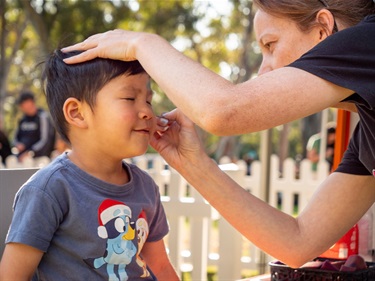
[21,1,50,56]
[0,0,27,126]
[0,0,6,126]
[216,1,257,161]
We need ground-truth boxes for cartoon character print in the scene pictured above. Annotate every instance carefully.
[136,210,150,277]
[85,199,137,281]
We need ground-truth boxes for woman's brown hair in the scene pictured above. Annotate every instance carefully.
[253,0,375,32]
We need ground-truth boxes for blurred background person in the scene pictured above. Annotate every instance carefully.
[13,91,56,162]
[306,123,336,172]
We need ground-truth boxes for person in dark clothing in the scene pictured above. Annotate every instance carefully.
[0,129,12,165]
[13,91,56,161]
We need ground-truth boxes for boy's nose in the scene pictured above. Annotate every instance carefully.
[138,106,153,120]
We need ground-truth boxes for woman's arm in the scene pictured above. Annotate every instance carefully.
[141,240,179,280]
[62,30,354,135]
[185,158,374,267]
[0,243,43,280]
[151,109,375,268]
[333,102,358,112]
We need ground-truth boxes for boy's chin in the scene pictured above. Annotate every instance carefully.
[123,148,149,160]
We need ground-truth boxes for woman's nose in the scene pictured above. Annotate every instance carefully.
[257,58,273,76]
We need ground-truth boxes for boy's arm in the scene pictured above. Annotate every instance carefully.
[0,243,43,281]
[141,240,180,280]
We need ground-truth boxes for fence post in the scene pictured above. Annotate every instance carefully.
[216,166,247,280]
[162,168,185,277]
[190,216,209,281]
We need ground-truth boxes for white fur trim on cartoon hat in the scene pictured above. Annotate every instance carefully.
[97,199,132,238]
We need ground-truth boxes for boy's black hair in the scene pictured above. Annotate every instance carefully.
[42,50,145,144]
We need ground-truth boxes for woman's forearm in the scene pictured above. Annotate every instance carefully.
[135,34,353,135]
[134,34,234,134]
[176,154,310,266]
[175,154,375,267]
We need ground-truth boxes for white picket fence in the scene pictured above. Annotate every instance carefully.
[1,153,334,280]
[132,154,374,280]
[140,155,329,280]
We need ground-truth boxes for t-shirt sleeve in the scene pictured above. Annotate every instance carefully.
[289,17,375,176]
[6,183,63,252]
[145,182,169,242]
[335,125,372,175]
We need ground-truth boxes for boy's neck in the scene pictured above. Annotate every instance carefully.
[66,151,130,185]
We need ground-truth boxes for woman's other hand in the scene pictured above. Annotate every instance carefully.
[151,109,205,171]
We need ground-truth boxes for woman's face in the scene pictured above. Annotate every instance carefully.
[254,9,322,75]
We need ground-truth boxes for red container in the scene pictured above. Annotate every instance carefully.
[319,224,359,260]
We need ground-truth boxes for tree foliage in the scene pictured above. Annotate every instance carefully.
[1,0,324,161]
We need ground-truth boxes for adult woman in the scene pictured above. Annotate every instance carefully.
[63,0,375,267]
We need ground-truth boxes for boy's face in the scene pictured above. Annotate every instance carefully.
[84,73,155,159]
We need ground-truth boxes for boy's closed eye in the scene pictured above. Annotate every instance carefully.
[122,97,153,107]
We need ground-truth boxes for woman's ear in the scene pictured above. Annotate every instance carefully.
[63,97,88,128]
[316,9,336,40]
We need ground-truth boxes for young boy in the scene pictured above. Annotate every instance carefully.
[0,50,179,281]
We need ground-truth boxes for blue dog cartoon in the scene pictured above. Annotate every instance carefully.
[86,199,137,281]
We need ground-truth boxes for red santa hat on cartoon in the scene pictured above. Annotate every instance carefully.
[138,210,147,220]
[136,210,149,236]
[97,199,132,239]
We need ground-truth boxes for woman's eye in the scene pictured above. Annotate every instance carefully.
[123,98,135,101]
[265,41,275,51]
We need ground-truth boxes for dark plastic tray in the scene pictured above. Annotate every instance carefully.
[269,259,375,281]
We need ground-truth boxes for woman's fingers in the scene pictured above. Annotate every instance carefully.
[61,36,106,64]
[62,49,99,64]
[60,29,149,64]
[61,31,123,64]
[163,109,195,129]
[61,33,103,52]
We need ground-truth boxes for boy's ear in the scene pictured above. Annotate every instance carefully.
[316,9,336,39]
[63,97,88,128]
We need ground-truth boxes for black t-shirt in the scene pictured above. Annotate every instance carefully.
[15,109,56,157]
[289,15,375,176]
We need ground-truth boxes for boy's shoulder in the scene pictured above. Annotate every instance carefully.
[23,154,70,190]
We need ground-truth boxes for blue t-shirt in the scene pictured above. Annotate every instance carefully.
[6,153,168,280]
[290,15,375,176]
